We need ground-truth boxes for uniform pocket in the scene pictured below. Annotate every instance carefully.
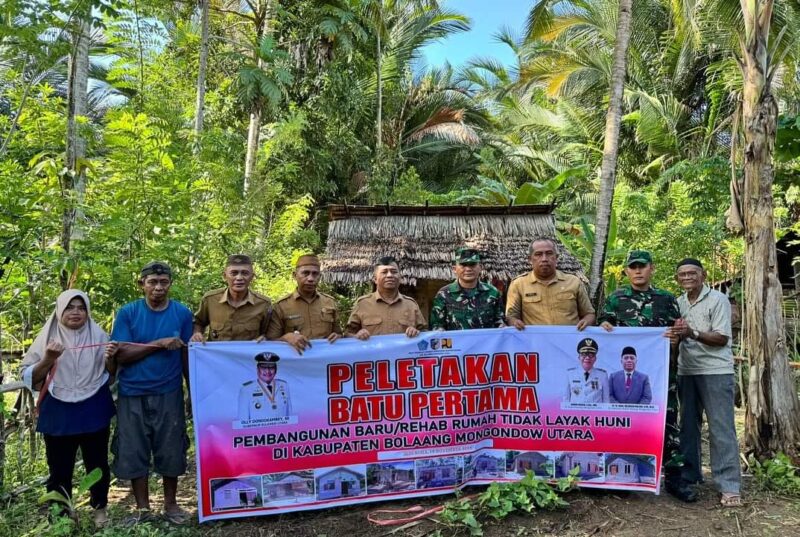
[320,307,336,323]
[363,316,383,328]
[209,322,225,340]
[522,294,542,304]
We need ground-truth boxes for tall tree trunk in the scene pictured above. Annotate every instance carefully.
[376,29,382,149]
[244,105,261,192]
[243,0,273,194]
[588,0,633,306]
[740,0,800,461]
[61,15,90,290]
[193,0,210,148]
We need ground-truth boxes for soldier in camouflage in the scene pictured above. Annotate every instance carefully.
[429,248,505,331]
[599,250,695,502]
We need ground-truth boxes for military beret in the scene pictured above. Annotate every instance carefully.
[625,249,653,266]
[140,261,172,277]
[295,254,320,268]
[227,254,253,266]
[577,337,599,354]
[621,346,637,356]
[454,247,481,265]
[255,352,280,365]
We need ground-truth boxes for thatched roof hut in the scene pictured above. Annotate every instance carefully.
[322,205,585,315]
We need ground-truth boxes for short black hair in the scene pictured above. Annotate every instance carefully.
[374,255,398,268]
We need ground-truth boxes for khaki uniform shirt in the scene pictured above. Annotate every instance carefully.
[266,290,341,340]
[194,288,271,341]
[345,292,427,336]
[506,270,594,326]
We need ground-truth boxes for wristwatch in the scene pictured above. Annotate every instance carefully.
[691,329,700,339]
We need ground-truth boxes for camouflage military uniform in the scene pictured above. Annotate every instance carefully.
[599,284,683,481]
[429,281,505,331]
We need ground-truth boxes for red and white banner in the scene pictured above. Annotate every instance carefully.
[189,326,668,522]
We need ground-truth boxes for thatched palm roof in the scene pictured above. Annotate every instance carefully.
[322,204,585,286]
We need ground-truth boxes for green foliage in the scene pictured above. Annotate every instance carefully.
[437,470,577,536]
[775,115,800,163]
[38,467,103,509]
[749,453,800,496]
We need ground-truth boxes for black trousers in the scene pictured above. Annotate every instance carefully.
[43,427,110,509]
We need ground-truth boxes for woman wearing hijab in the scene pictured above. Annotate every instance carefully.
[22,290,116,527]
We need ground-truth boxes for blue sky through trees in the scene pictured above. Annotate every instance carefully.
[421,0,529,68]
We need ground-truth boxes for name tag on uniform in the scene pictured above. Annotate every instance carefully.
[286,314,301,320]
[525,292,538,297]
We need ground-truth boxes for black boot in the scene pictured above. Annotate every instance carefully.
[665,478,698,502]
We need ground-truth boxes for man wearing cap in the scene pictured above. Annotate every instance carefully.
[609,346,652,404]
[429,248,504,331]
[564,338,609,403]
[345,256,426,339]
[598,250,689,501]
[191,254,271,343]
[109,262,194,524]
[507,237,595,330]
[238,352,291,420]
[267,254,340,353]
[669,258,741,506]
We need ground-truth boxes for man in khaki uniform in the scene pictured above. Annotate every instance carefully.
[345,256,427,339]
[191,254,271,342]
[507,237,595,330]
[267,254,341,354]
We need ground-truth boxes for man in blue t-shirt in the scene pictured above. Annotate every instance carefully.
[110,261,193,525]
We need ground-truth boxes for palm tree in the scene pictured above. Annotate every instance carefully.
[361,0,469,149]
[587,0,633,306]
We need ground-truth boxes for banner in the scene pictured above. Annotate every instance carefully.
[189,326,668,522]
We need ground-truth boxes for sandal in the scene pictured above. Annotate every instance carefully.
[122,508,157,527]
[162,507,190,525]
[720,493,742,507]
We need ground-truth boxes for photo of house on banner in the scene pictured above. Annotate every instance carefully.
[555,452,605,481]
[505,451,555,479]
[314,466,367,501]
[465,450,505,479]
[209,476,263,512]
[416,457,464,489]
[603,454,657,485]
[366,461,416,494]
[261,471,315,506]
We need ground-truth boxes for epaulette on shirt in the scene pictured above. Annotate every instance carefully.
[242,380,254,386]
[275,292,294,304]
[595,367,607,373]
[400,294,418,303]
[318,291,336,301]
[511,272,531,283]
[201,287,227,299]
[355,294,372,303]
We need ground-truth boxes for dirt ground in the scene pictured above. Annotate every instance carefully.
[105,409,800,537]
[106,463,799,537]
